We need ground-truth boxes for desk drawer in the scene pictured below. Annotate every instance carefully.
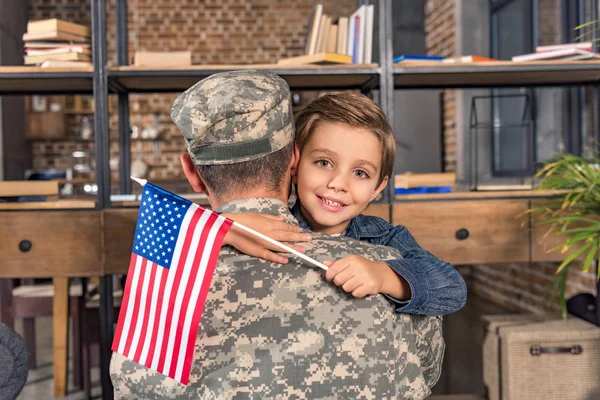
[0,211,101,277]
[393,200,529,265]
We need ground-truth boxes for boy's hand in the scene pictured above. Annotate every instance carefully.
[222,213,312,264]
[324,255,409,300]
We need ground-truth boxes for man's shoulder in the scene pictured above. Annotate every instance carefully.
[305,231,401,261]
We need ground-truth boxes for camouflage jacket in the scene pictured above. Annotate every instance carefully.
[110,198,444,399]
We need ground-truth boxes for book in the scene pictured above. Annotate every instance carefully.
[393,55,444,62]
[336,17,348,55]
[277,53,352,65]
[351,5,367,64]
[24,42,91,49]
[536,42,592,53]
[442,55,497,63]
[24,51,91,65]
[315,14,329,55]
[347,11,355,60]
[326,24,338,54]
[40,60,92,68]
[23,30,90,43]
[25,46,91,56]
[305,4,323,55]
[363,5,374,64]
[133,51,192,67]
[512,47,598,62]
[395,172,456,189]
[395,186,453,195]
[27,18,90,38]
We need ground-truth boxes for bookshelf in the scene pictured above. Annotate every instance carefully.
[5,1,600,398]
[0,66,93,94]
[393,60,600,88]
[108,64,380,93]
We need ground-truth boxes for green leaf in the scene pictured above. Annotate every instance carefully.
[581,240,598,273]
[573,20,598,30]
[556,241,593,274]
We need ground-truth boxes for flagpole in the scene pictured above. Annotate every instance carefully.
[131,176,328,271]
[231,221,328,271]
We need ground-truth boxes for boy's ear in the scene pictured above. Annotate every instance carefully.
[290,145,301,183]
[180,153,208,194]
[370,176,389,202]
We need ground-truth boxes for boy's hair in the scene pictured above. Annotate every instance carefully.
[294,91,395,185]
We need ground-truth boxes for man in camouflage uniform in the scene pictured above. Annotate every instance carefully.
[110,70,444,399]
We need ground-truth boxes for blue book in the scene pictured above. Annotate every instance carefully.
[395,186,453,195]
[393,55,444,63]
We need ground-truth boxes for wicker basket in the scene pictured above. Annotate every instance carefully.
[482,314,600,400]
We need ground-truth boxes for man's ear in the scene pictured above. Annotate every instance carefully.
[290,145,300,184]
[370,176,389,202]
[180,153,208,193]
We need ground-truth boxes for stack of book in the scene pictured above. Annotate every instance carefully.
[394,172,456,195]
[23,19,91,67]
[278,3,374,65]
[512,42,598,62]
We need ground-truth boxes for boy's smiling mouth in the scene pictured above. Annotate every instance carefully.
[316,195,347,211]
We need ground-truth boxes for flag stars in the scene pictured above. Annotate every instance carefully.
[177,214,181,218]
[170,236,175,241]
[170,218,174,222]
[154,194,158,198]
[167,211,172,215]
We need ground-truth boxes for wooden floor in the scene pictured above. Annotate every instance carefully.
[12,293,508,399]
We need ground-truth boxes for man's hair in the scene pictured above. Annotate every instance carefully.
[294,91,395,185]
[196,143,294,200]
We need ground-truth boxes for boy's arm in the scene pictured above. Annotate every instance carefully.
[377,223,467,316]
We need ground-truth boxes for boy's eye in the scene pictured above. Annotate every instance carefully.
[354,170,369,178]
[316,160,331,168]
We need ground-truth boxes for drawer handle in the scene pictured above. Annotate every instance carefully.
[455,228,469,240]
[19,240,32,253]
[530,344,582,356]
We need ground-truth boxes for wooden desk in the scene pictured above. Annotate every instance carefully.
[0,201,97,397]
[0,192,567,398]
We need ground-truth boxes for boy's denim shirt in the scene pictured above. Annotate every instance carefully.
[291,201,467,316]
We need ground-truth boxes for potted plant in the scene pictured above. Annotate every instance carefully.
[529,153,600,325]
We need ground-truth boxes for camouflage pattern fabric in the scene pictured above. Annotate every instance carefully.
[170,70,295,166]
[110,198,444,399]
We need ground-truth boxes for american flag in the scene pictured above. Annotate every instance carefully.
[112,182,232,384]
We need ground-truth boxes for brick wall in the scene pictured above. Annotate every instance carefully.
[425,0,456,172]
[28,0,356,187]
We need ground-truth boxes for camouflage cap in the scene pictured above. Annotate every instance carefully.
[171,70,294,165]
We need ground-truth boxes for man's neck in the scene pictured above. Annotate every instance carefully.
[208,189,288,210]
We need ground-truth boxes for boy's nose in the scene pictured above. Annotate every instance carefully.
[327,174,348,192]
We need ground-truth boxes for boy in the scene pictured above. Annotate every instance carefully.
[224,91,466,316]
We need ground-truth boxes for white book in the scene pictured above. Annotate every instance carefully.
[512,47,597,62]
[536,42,592,53]
[347,12,355,59]
[363,5,374,63]
[348,6,367,63]
[355,5,367,64]
[306,4,323,55]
